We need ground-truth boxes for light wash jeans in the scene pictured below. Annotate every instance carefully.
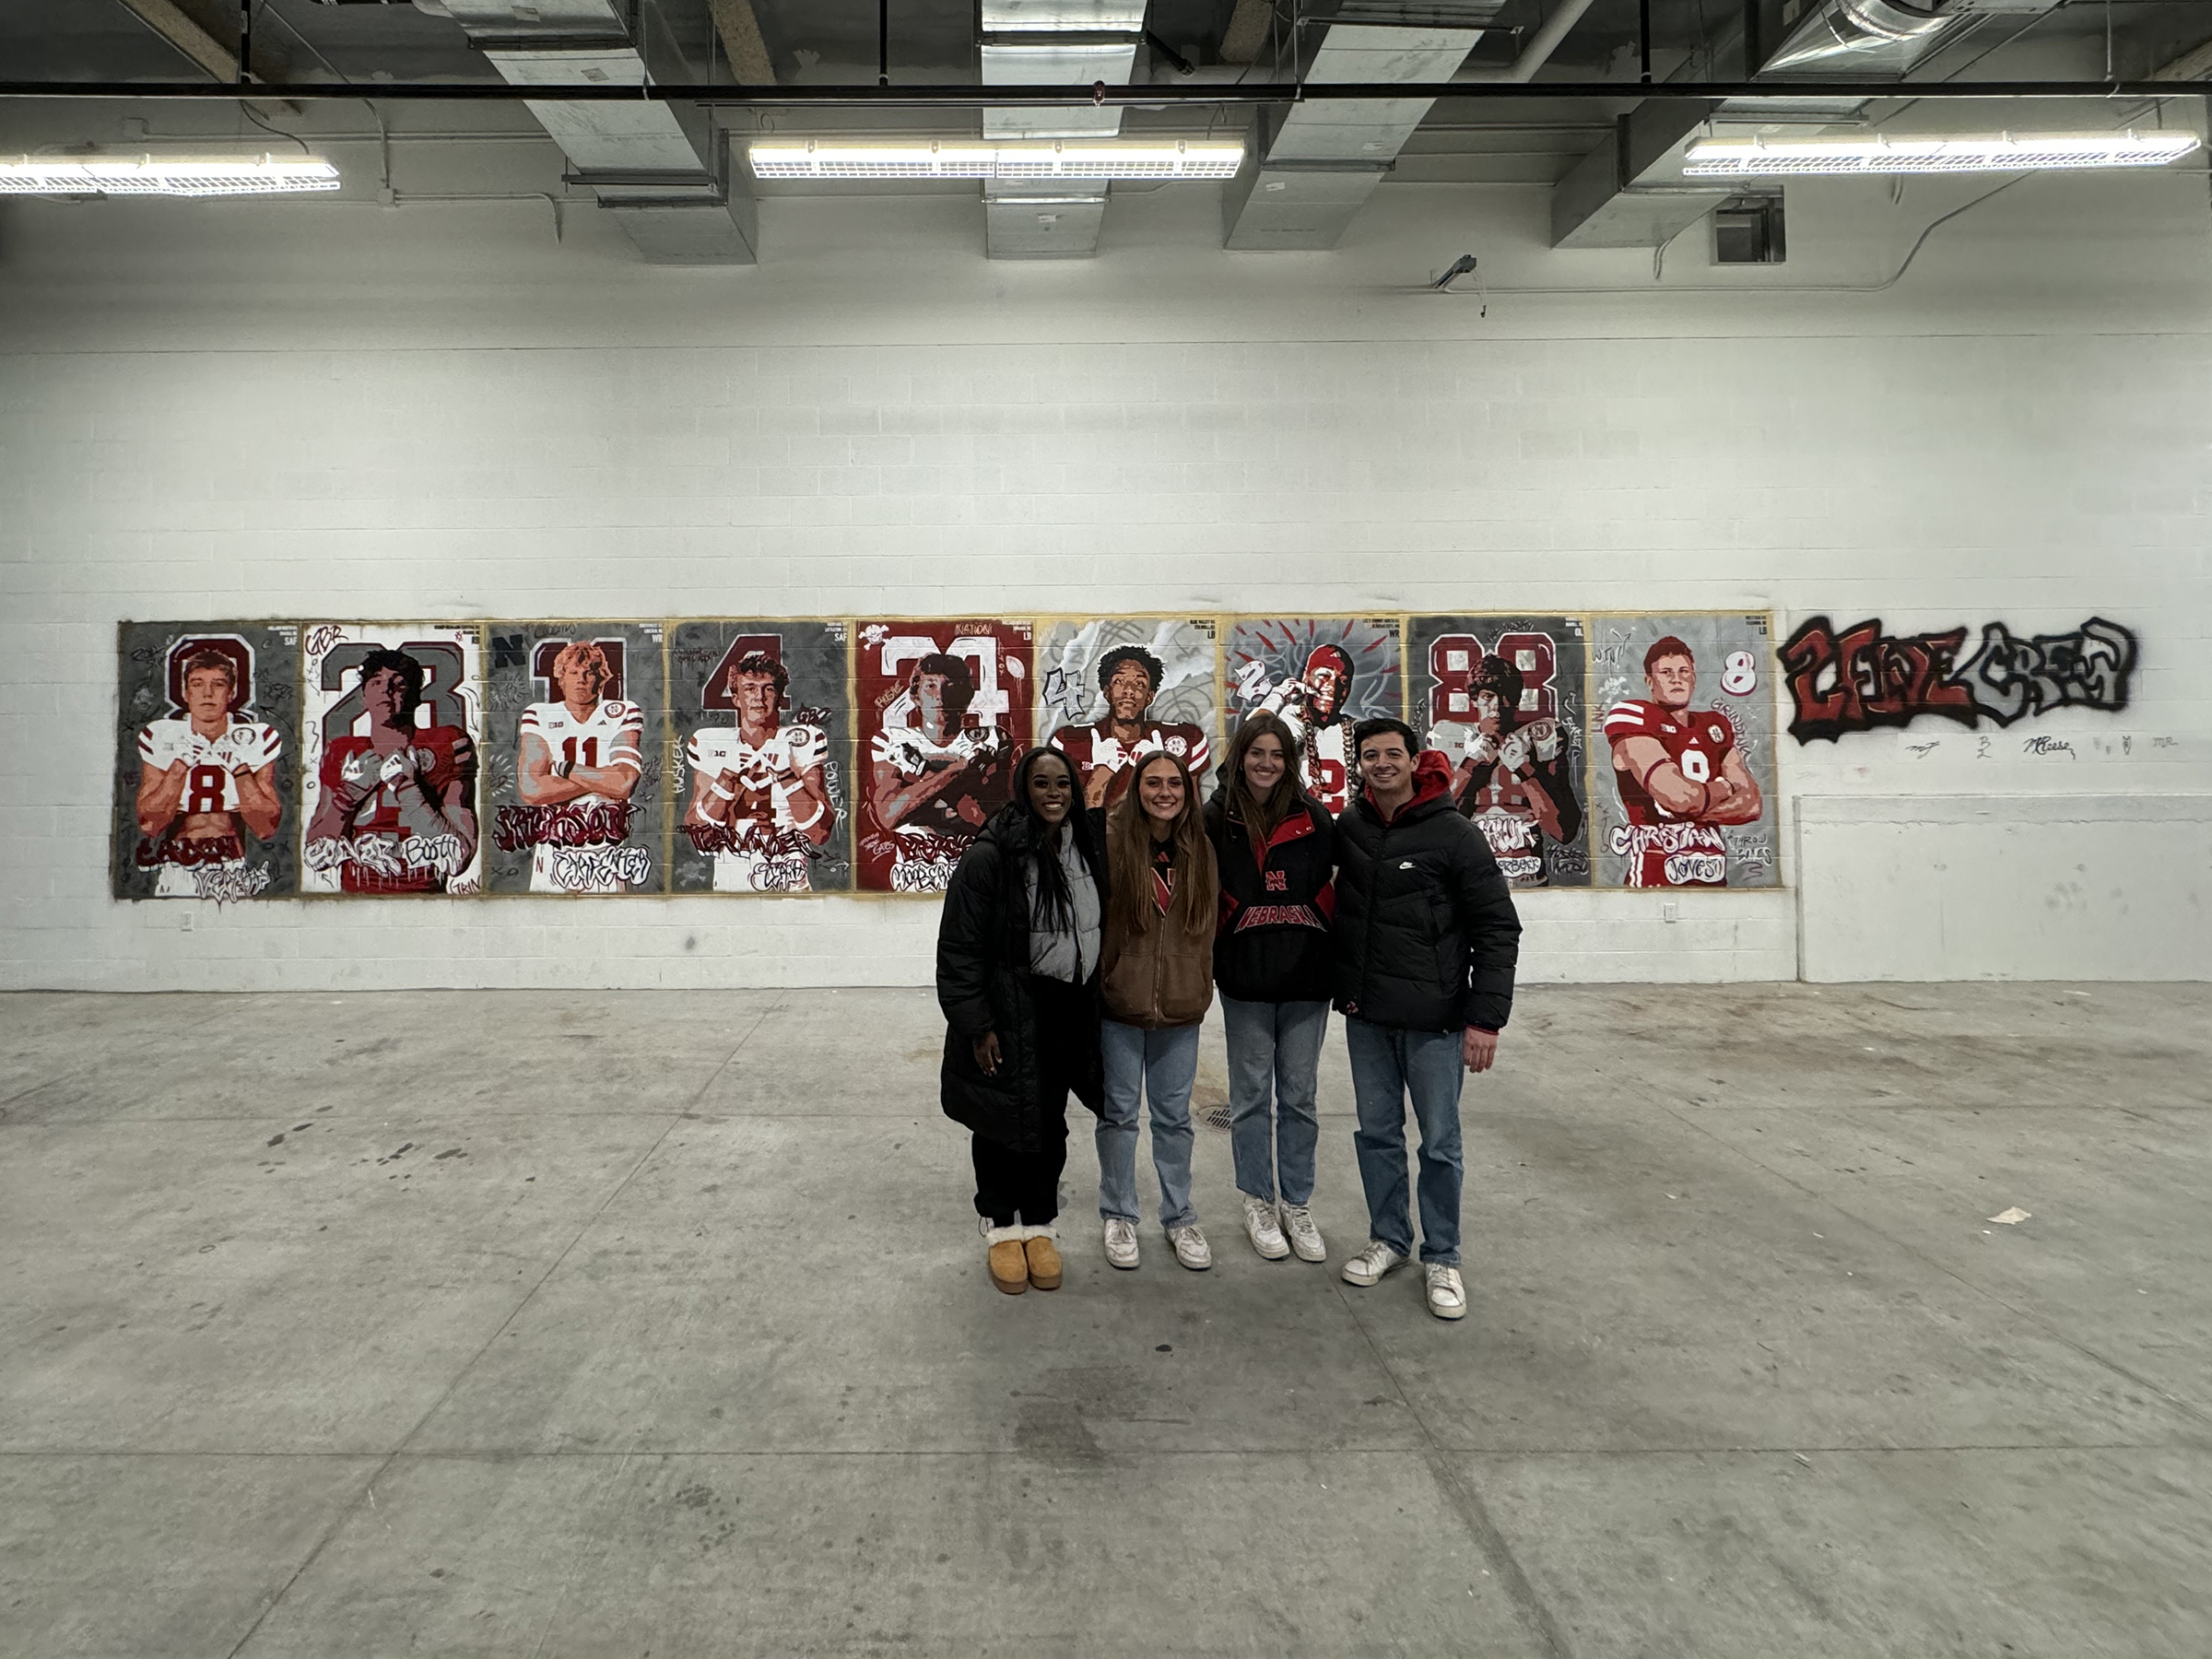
[1097,1019,1202,1229]
[1345,1017,1465,1265]
[1221,996,1328,1206]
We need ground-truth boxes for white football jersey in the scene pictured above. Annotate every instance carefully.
[522,699,643,807]
[137,719,281,815]
[688,722,830,892]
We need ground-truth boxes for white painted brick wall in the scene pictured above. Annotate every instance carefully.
[3,171,2209,990]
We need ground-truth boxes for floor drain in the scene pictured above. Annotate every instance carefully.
[1199,1103,1234,1133]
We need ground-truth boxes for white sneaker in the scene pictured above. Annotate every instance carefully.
[1280,1204,1326,1263]
[1102,1217,1139,1270]
[1340,1239,1406,1287]
[1425,1264,1467,1321]
[1167,1223,1212,1271]
[1241,1194,1289,1261]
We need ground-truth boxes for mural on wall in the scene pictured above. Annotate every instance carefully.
[855,618,1031,894]
[669,619,852,894]
[1410,615,1592,889]
[1592,614,1780,889]
[1779,615,2139,743]
[483,623,666,895]
[300,623,485,895]
[112,623,300,901]
[1037,618,1219,806]
[1224,618,1402,816]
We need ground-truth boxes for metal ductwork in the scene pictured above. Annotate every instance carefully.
[980,0,1145,258]
[1221,1,1517,252]
[1760,0,2061,76]
[1550,98,1735,248]
[433,0,757,265]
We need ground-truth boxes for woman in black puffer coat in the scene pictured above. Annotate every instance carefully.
[936,747,1107,1297]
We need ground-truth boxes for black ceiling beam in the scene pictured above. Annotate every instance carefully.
[0,78,2205,103]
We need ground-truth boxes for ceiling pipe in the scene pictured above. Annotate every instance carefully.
[1457,0,1602,83]
[0,78,2204,103]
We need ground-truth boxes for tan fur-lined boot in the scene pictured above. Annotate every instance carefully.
[1022,1225,1063,1291]
[984,1223,1029,1295]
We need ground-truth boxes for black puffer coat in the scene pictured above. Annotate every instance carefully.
[1204,791,1337,1005]
[935,804,1106,1152]
[1332,750,1522,1033]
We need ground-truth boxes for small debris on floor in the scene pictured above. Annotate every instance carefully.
[1988,1206,2032,1226]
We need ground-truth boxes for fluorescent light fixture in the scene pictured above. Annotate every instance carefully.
[748,139,1243,182]
[0,153,341,197]
[1684,131,2202,178]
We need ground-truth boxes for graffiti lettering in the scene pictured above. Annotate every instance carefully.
[194,864,272,902]
[304,833,466,877]
[1782,616,2136,742]
[549,844,653,890]
[890,856,959,894]
[1954,618,2136,728]
[683,821,817,864]
[493,802,641,852]
[135,832,246,869]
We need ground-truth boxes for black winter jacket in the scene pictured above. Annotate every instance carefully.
[1204,791,1337,1005]
[1332,751,1522,1033]
[935,805,1106,1152]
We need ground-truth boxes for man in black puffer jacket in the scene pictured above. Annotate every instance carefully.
[1331,716,1521,1323]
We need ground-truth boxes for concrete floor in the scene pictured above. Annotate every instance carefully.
[2,983,2208,1659]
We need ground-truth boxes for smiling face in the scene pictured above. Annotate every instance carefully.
[1242,731,1287,796]
[1135,756,1185,827]
[1104,660,1155,724]
[1357,729,1412,797]
[1646,653,1697,711]
[730,668,781,730]
[182,665,235,729]
[1027,751,1075,825]
[1307,665,1347,721]
[361,665,411,728]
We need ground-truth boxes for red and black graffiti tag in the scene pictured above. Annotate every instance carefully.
[1780,616,2137,743]
[492,801,640,852]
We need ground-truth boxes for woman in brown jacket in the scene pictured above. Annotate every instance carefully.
[1094,749,1221,1271]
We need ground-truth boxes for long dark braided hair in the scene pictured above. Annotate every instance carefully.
[1009,745,1104,932]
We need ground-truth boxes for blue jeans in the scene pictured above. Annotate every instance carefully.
[1098,1019,1202,1229]
[1345,1018,1465,1266]
[1221,996,1328,1206]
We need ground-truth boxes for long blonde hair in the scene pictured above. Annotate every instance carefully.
[1106,749,1218,941]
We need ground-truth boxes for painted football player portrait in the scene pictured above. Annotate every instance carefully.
[134,643,283,898]
[1050,643,1211,809]
[305,647,481,894]
[1604,634,1764,888]
[684,649,836,892]
[517,640,646,893]
[869,651,1012,872]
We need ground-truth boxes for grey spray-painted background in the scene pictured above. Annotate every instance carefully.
[481,621,669,895]
[1411,614,1594,889]
[111,621,301,900]
[668,618,853,894]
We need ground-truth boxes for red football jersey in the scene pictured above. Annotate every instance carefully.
[1603,700,1734,888]
[319,726,476,893]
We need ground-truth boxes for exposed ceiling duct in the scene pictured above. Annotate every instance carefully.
[430,0,757,265]
[1760,0,2062,76]
[979,0,1147,259]
[1221,0,1617,252]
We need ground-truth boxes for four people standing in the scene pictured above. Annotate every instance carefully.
[937,711,1522,1320]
